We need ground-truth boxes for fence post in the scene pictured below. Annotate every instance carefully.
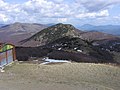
[6,51,8,64]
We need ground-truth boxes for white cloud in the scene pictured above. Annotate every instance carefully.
[0,0,119,24]
[57,18,68,22]
[75,10,109,18]
[76,0,120,12]
[52,0,64,3]
[0,13,9,22]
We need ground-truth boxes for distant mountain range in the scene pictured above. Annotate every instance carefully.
[0,22,119,64]
[78,24,120,35]
[0,22,119,46]
[45,23,55,26]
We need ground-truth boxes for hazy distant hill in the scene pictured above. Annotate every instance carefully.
[0,24,5,27]
[80,31,117,41]
[45,23,55,26]
[0,22,47,44]
[78,24,120,35]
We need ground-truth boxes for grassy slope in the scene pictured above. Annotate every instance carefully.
[0,63,120,90]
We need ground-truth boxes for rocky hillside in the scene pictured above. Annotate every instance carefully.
[20,23,83,47]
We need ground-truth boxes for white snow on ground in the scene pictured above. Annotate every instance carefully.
[58,48,62,50]
[0,69,5,72]
[77,50,82,52]
[41,58,70,65]
[0,67,5,73]
[74,48,77,50]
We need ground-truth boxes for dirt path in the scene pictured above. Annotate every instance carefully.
[0,63,119,90]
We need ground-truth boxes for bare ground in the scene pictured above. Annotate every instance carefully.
[0,62,120,90]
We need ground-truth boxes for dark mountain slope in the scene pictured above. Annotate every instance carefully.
[44,36,114,62]
[16,36,116,64]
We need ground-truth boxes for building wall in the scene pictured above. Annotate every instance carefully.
[0,44,16,67]
[0,52,7,67]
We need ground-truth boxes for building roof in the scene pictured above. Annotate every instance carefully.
[0,43,14,53]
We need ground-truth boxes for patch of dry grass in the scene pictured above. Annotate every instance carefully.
[0,62,120,90]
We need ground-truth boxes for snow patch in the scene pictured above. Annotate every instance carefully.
[64,44,67,46]
[52,46,54,48]
[0,67,5,73]
[58,48,62,50]
[77,50,82,52]
[41,57,70,65]
[74,47,77,50]
[110,46,113,49]
[92,43,99,46]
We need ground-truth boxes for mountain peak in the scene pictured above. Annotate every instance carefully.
[20,23,82,46]
[54,23,76,29]
[12,22,26,26]
[82,24,93,26]
[14,22,21,24]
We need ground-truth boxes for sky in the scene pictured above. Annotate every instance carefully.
[0,0,120,26]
